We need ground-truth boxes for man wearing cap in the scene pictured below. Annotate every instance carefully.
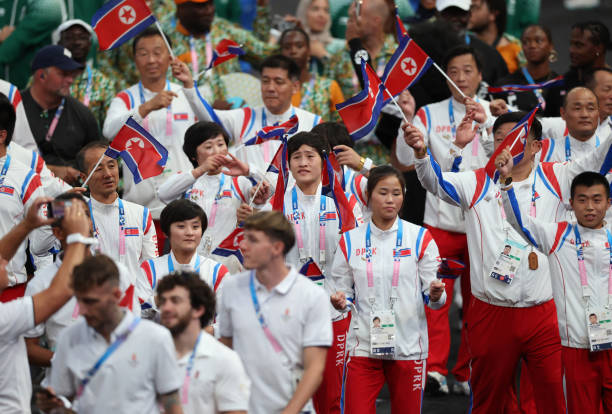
[53,19,115,128]
[18,45,100,186]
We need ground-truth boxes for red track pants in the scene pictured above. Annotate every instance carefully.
[562,346,612,414]
[467,298,565,414]
[313,315,351,414]
[344,356,425,414]
[424,225,471,381]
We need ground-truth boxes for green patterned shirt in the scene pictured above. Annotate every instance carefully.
[71,65,116,128]
[294,75,344,122]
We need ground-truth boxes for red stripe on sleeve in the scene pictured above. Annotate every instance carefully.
[214,265,229,291]
[549,222,569,254]
[419,229,434,260]
[22,174,42,205]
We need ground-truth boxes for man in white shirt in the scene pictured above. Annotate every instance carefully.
[103,26,197,229]
[218,211,332,414]
[586,67,612,140]
[76,141,158,289]
[158,271,250,414]
[0,80,37,150]
[46,254,183,414]
[395,45,494,394]
[174,54,322,173]
[0,197,87,414]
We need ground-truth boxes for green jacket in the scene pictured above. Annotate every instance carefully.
[0,0,63,89]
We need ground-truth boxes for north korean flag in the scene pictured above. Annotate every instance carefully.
[381,34,432,102]
[91,0,156,50]
[484,106,540,182]
[267,138,290,211]
[322,152,356,233]
[105,117,168,183]
[243,115,299,146]
[212,226,245,263]
[206,39,245,70]
[299,258,325,283]
[335,59,385,141]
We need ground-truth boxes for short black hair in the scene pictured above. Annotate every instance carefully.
[572,21,611,50]
[366,165,406,199]
[0,93,16,146]
[311,122,353,149]
[160,199,208,237]
[493,111,542,141]
[261,54,301,80]
[287,131,330,162]
[483,0,507,36]
[521,24,553,44]
[182,121,230,168]
[75,140,110,173]
[132,26,172,54]
[279,27,310,48]
[570,171,610,199]
[584,67,612,90]
[443,45,483,73]
[156,271,216,327]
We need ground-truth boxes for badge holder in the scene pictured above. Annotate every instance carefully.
[369,308,396,356]
[586,308,612,352]
[489,238,527,285]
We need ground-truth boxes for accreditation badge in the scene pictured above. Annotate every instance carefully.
[489,239,527,285]
[370,310,396,356]
[586,308,612,352]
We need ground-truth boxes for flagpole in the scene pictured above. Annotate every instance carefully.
[248,180,265,208]
[383,88,411,124]
[82,153,105,187]
[431,62,467,100]
[155,21,175,59]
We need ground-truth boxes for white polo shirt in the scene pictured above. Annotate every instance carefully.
[0,296,35,413]
[218,267,332,414]
[178,330,251,414]
[0,79,37,151]
[49,311,182,414]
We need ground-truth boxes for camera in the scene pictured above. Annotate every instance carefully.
[46,199,73,219]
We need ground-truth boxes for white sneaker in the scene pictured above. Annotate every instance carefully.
[426,371,449,395]
[452,381,471,396]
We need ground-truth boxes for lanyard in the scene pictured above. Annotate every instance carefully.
[181,331,201,404]
[564,135,600,161]
[521,67,546,110]
[291,187,327,266]
[261,108,295,163]
[88,198,127,261]
[530,168,538,218]
[0,154,11,186]
[574,226,612,306]
[205,34,213,68]
[168,253,201,273]
[465,33,471,45]
[138,80,172,136]
[44,98,65,142]
[83,65,93,107]
[189,36,199,77]
[208,174,226,227]
[76,316,141,398]
[365,220,403,309]
[299,76,316,108]
[249,271,289,365]
[449,99,479,157]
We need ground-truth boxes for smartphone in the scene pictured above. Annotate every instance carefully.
[46,200,73,219]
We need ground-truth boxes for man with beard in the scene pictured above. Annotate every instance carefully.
[158,271,250,414]
[18,45,100,185]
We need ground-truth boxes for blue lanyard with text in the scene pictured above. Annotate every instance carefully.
[88,198,126,260]
[365,220,403,308]
[574,226,612,306]
[44,98,65,142]
[565,135,600,161]
[76,316,141,398]
[0,155,11,185]
[167,253,201,273]
[291,187,327,265]
[208,174,226,227]
[181,331,202,404]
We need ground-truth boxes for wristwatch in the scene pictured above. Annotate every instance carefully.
[66,233,98,246]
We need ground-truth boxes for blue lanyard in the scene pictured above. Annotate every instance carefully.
[181,331,202,402]
[262,107,296,127]
[564,135,600,161]
[214,174,226,201]
[0,155,11,185]
[167,253,201,273]
[249,271,286,356]
[76,316,141,398]
[448,99,457,138]
[521,67,545,106]
[365,220,403,262]
[88,198,125,241]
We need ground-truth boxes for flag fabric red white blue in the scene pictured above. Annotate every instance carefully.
[299,258,325,283]
[207,39,245,70]
[105,117,168,183]
[484,106,540,182]
[322,152,356,233]
[381,34,432,102]
[243,115,299,146]
[395,7,408,40]
[91,0,156,50]
[335,59,385,141]
[267,138,290,211]
[212,226,245,263]
[487,76,565,94]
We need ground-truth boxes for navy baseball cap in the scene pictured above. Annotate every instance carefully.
[31,45,84,72]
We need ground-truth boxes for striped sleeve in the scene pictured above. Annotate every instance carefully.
[212,263,229,292]
[21,171,43,206]
[141,207,158,259]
